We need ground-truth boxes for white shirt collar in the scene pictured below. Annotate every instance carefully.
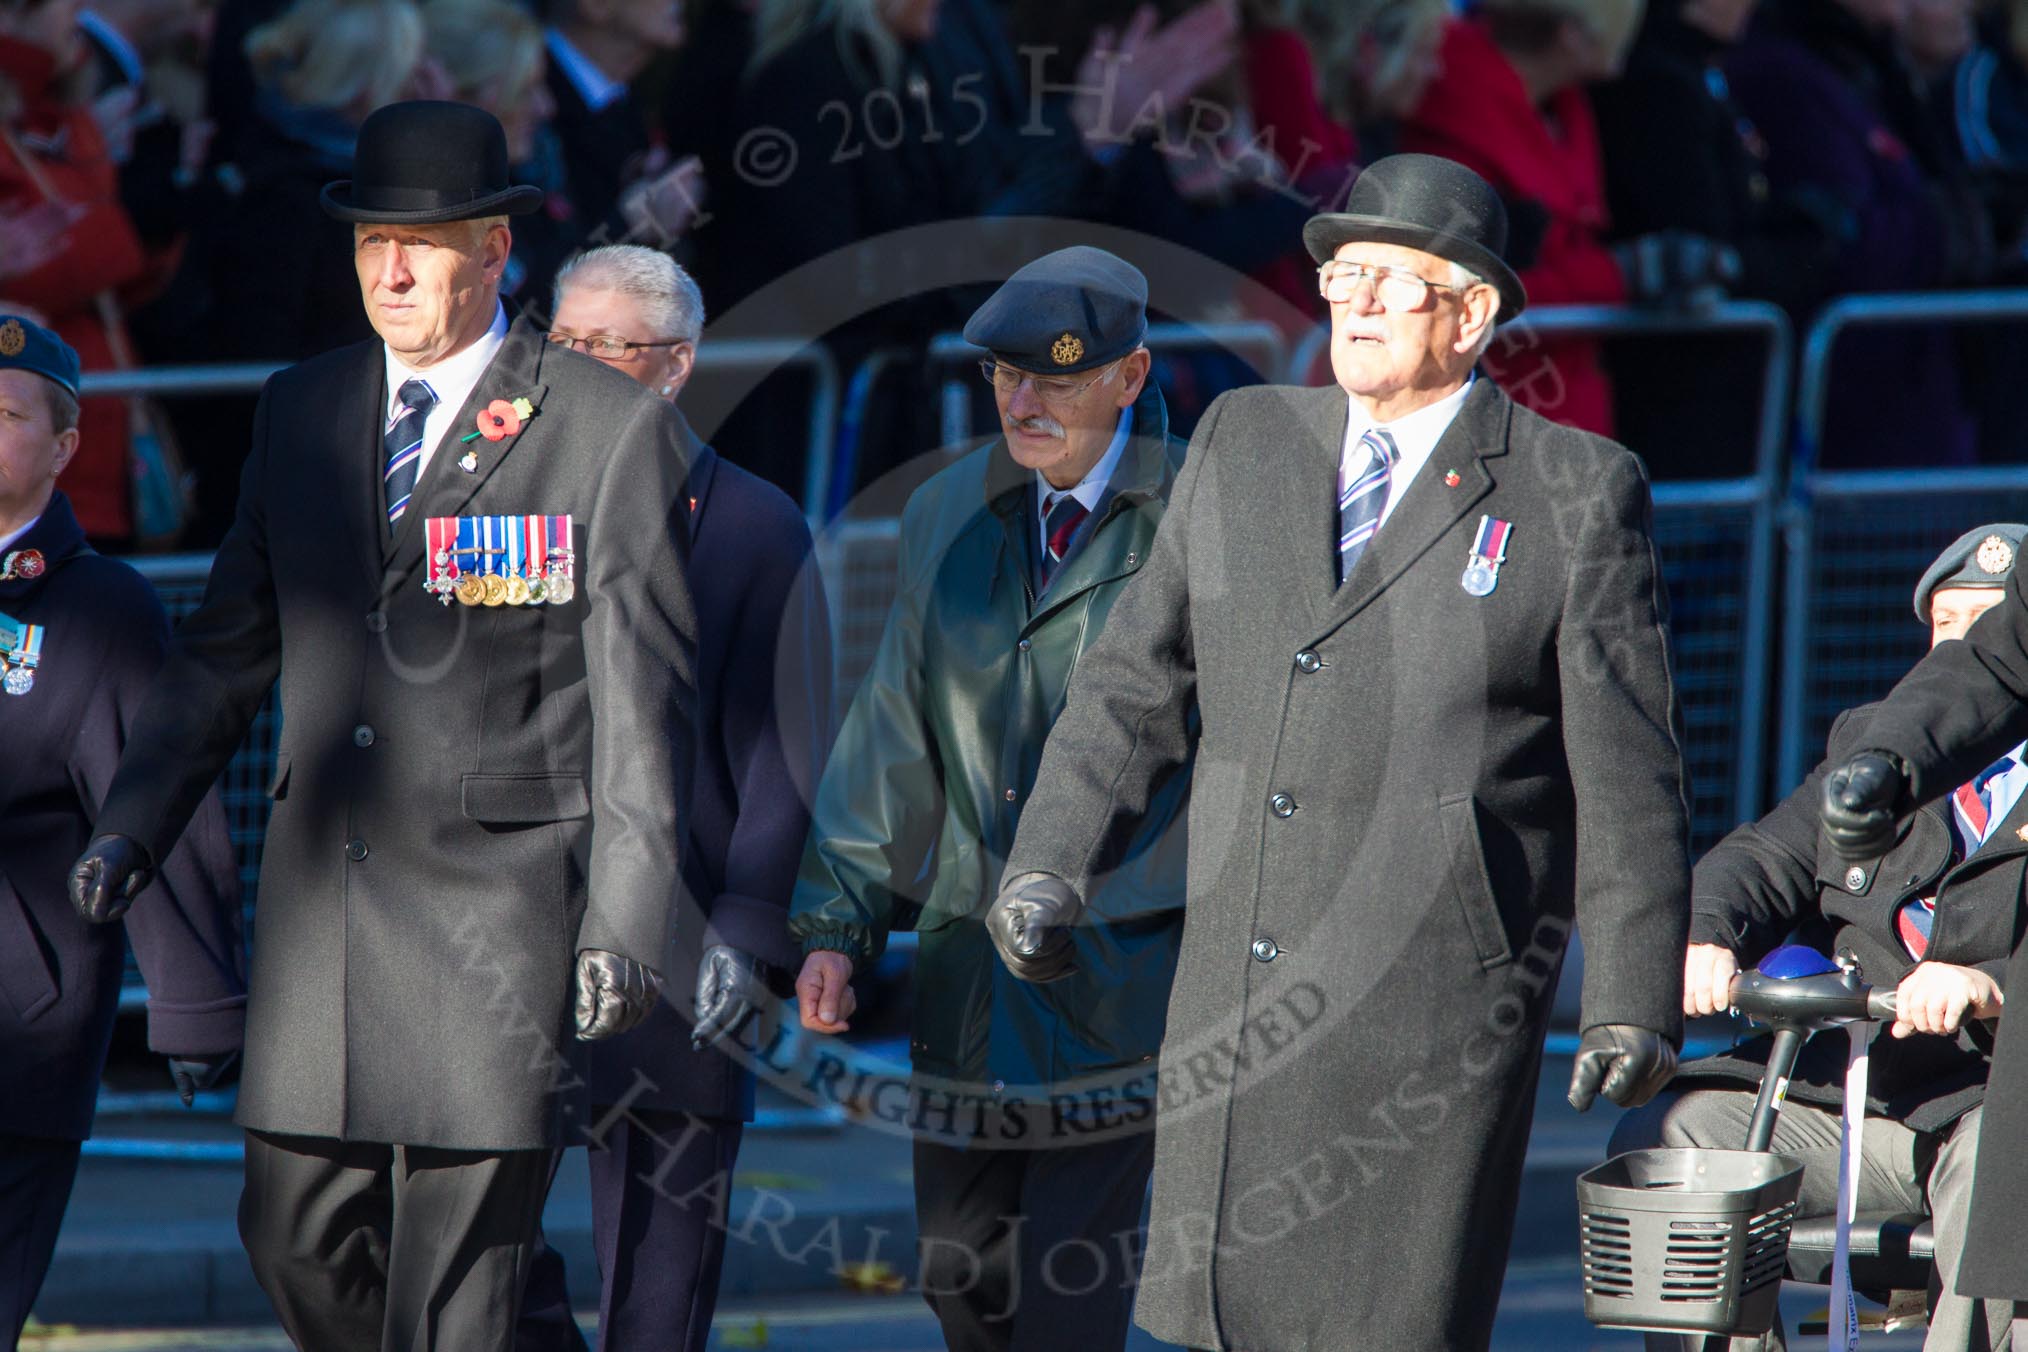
[1037,405,1133,529]
[544,27,628,113]
[382,303,510,486]
[0,511,44,558]
[1340,375,1474,529]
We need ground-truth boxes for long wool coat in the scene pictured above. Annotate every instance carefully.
[96,318,699,1150]
[0,493,245,1141]
[1006,376,1690,1352]
[1853,565,2028,1298]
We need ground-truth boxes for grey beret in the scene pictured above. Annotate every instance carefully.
[963,246,1148,376]
[1915,523,2028,622]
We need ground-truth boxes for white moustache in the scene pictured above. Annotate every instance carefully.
[1013,417,1066,439]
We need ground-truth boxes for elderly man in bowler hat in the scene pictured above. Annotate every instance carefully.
[988,153,1690,1352]
[1616,524,2027,1352]
[67,103,699,1352]
[0,316,245,1343]
[790,245,1192,1351]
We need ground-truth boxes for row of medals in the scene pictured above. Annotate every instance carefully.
[427,546,575,607]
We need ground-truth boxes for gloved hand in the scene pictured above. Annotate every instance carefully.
[985,872,1083,983]
[1820,750,1909,859]
[1610,230,1743,307]
[574,949,663,1041]
[69,834,154,924]
[692,944,771,1052]
[1568,1024,1678,1112]
[168,1050,239,1107]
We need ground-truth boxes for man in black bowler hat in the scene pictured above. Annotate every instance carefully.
[790,245,1191,1351]
[67,102,700,1352]
[987,154,1690,1352]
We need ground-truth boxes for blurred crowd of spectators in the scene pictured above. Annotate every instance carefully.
[5,0,2028,548]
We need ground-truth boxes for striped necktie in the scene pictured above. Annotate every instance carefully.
[384,377,437,530]
[1042,490,1089,584]
[1338,427,1398,585]
[1895,755,2015,958]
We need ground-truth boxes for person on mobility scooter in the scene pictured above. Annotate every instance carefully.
[1611,524,2025,1352]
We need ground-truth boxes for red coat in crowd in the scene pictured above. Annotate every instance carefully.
[2,34,145,541]
[1401,17,1625,437]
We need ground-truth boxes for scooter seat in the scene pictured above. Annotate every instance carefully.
[1784,1212,1933,1294]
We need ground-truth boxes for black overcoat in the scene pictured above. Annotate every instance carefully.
[1679,704,2012,1133]
[1004,377,1691,1352]
[580,435,833,1119]
[1846,567,2028,1297]
[0,493,245,1140]
[95,319,699,1151]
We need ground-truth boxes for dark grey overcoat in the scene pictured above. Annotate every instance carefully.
[1005,377,1691,1352]
[1843,568,2028,1298]
[96,317,698,1151]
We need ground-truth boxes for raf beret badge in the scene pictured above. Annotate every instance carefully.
[1977,534,2015,576]
[1051,332,1085,367]
[0,320,23,358]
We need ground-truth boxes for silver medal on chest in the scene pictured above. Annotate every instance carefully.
[1461,558,1498,597]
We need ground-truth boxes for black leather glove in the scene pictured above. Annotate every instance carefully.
[692,944,771,1052]
[574,949,663,1041]
[69,833,154,924]
[1611,230,1743,307]
[1568,1024,1677,1112]
[1820,750,1909,860]
[168,1050,239,1107]
[985,872,1083,983]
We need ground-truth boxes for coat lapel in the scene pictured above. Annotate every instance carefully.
[381,319,551,594]
[326,341,393,597]
[1274,385,1345,631]
[1027,388,1178,627]
[1314,377,1508,638]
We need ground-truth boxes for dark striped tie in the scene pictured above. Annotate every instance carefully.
[384,377,437,530]
[1338,427,1398,585]
[1042,491,1089,584]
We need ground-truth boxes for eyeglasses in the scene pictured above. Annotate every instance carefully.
[1317,260,1464,310]
[545,332,693,361]
[978,358,1121,403]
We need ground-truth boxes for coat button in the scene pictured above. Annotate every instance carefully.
[1844,866,1866,890]
[345,838,369,861]
[1269,793,1296,818]
[1252,938,1279,962]
[352,724,376,748]
[364,611,388,634]
[1004,788,1018,802]
[1295,650,1322,674]
[1018,639,1031,652]
[991,1079,1006,1094]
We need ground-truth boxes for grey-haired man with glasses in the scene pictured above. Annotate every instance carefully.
[788,245,1192,1351]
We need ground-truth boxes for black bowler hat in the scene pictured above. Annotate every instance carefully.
[321,101,544,225]
[964,246,1149,375]
[1303,154,1528,322]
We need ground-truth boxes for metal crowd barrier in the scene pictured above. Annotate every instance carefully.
[75,342,842,525]
[1778,289,2028,790]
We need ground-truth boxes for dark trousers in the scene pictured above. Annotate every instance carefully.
[0,1135,82,1344]
[239,1129,551,1352]
[516,1110,745,1352]
[912,1127,1156,1352]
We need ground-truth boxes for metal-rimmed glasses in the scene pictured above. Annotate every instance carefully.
[978,357,1122,403]
[1317,259,1464,311]
[545,332,693,361]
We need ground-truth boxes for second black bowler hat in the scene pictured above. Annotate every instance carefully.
[1303,154,1528,322]
[321,101,544,225]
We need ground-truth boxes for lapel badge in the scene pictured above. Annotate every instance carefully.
[1443,470,1461,488]
[459,450,478,473]
[1,548,47,580]
[1461,515,1513,598]
[2016,824,2028,843]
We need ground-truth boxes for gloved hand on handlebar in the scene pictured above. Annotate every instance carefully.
[1568,1024,1678,1112]
[1820,750,1910,859]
